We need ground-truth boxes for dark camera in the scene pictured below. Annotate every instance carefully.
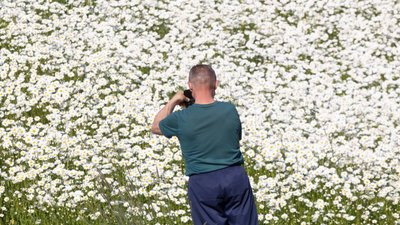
[183,89,195,107]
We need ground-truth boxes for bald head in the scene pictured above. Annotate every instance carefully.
[188,64,217,90]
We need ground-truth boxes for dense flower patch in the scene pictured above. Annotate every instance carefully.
[0,0,399,224]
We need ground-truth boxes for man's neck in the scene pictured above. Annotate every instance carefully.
[192,88,216,104]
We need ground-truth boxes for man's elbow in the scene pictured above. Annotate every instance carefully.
[151,124,162,135]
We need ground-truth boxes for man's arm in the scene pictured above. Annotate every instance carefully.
[151,91,187,135]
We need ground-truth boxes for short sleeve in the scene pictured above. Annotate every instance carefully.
[159,112,179,138]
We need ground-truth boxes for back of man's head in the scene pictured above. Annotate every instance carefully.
[189,64,216,90]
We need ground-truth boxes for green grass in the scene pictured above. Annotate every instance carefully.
[2,152,399,225]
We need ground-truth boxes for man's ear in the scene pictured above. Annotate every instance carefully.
[214,80,218,90]
[188,81,193,90]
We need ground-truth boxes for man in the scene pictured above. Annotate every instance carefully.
[151,64,258,225]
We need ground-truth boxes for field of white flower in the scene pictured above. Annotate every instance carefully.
[0,0,399,224]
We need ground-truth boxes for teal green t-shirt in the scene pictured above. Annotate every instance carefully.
[159,101,244,176]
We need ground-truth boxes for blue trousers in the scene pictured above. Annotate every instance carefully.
[187,165,258,225]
